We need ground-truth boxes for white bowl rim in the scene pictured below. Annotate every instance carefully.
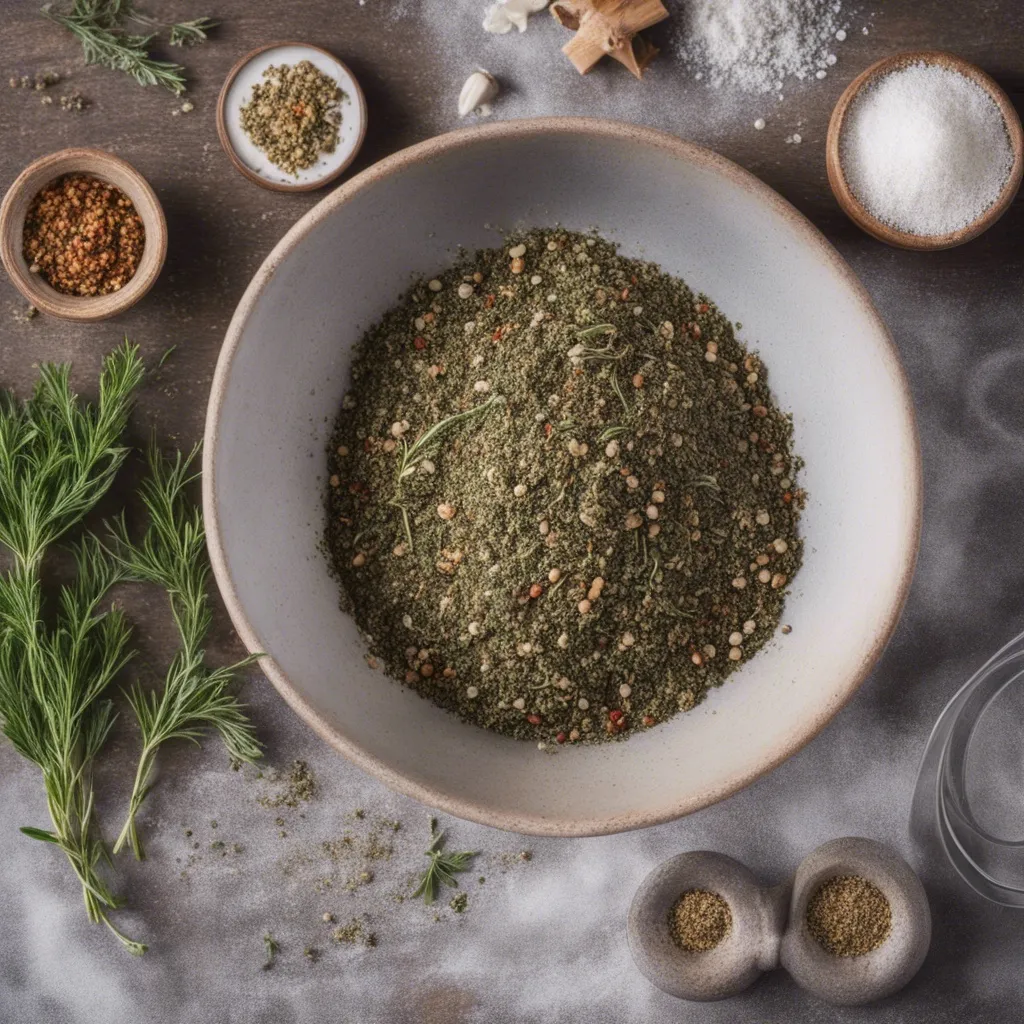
[203,116,922,836]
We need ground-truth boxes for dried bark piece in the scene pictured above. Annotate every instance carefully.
[550,0,669,79]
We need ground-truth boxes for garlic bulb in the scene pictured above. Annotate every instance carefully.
[458,69,500,118]
[483,0,549,34]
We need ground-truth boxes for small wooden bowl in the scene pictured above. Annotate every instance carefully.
[0,148,167,322]
[216,42,367,193]
[826,51,1024,250]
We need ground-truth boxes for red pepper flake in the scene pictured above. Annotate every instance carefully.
[484,294,496,309]
[529,583,543,599]
[544,423,552,436]
[783,491,793,504]
[698,303,709,314]
[364,438,373,452]
[526,713,542,725]
[609,709,624,723]
[691,323,702,339]
[621,287,630,300]
[555,731,566,744]
[642,715,655,727]
[631,275,638,284]
[492,328,503,341]
[413,336,427,350]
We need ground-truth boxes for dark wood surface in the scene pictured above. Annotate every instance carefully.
[3,2,1024,1022]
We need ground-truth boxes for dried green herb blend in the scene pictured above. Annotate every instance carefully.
[670,889,732,952]
[239,60,342,175]
[806,875,892,957]
[326,229,804,747]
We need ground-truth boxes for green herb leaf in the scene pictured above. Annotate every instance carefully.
[19,826,60,843]
[412,830,477,905]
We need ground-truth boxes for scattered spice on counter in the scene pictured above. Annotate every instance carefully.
[327,229,804,748]
[257,759,317,808]
[840,62,1014,237]
[669,889,732,952]
[58,90,89,111]
[450,892,469,913]
[261,932,279,970]
[239,60,343,176]
[332,917,377,948]
[22,174,144,296]
[806,875,892,956]
[9,70,61,89]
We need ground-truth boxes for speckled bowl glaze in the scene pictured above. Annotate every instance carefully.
[204,118,921,837]
[629,838,931,1005]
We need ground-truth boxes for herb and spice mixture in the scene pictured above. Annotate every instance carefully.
[806,875,893,957]
[326,229,804,747]
[239,60,343,176]
[670,889,733,952]
[22,173,145,296]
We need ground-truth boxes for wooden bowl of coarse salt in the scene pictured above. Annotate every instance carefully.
[826,50,1024,251]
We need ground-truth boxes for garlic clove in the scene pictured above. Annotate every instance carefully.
[458,69,500,118]
[483,0,549,34]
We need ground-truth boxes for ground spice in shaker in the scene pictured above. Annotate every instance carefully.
[239,59,342,176]
[669,889,732,952]
[806,875,892,956]
[22,174,145,296]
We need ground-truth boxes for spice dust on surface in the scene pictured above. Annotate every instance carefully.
[669,889,732,952]
[326,229,804,748]
[806,875,892,956]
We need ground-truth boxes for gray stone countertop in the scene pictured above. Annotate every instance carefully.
[2,1,1023,1021]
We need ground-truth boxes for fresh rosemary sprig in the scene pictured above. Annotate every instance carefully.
[0,341,146,955]
[168,15,216,46]
[106,443,261,860]
[412,829,477,905]
[43,0,214,94]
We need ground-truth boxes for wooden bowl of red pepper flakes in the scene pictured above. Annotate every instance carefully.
[0,148,167,322]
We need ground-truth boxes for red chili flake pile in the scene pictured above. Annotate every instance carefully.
[22,173,145,296]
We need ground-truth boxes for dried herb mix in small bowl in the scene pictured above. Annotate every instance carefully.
[22,173,144,296]
[239,59,342,176]
[326,229,804,746]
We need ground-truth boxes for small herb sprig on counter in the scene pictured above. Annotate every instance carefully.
[42,0,216,94]
[168,16,216,46]
[412,829,477,905]
[107,444,261,860]
[0,341,146,955]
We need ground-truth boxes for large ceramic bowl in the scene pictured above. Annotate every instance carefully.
[205,118,920,836]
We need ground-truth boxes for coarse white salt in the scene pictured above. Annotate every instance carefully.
[674,0,849,94]
[840,62,1014,237]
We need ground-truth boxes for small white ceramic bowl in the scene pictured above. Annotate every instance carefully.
[205,119,921,837]
[217,42,367,192]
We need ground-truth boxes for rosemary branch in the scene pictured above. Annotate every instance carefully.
[43,0,213,94]
[106,443,261,860]
[0,341,146,955]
